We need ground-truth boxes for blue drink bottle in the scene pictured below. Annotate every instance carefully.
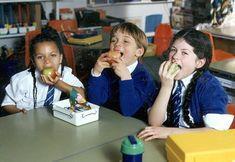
[121,135,144,162]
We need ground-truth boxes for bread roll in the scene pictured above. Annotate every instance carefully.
[107,51,121,64]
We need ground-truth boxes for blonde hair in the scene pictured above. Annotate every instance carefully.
[110,22,148,55]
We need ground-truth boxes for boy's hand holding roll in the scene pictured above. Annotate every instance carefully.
[106,51,121,64]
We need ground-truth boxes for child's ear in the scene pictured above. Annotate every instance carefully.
[196,58,206,69]
[136,48,144,57]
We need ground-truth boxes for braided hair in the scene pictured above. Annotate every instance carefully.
[28,26,66,108]
[164,28,212,128]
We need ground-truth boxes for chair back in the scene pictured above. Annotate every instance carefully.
[102,26,112,33]
[154,23,173,56]
[214,49,235,62]
[145,14,162,33]
[25,29,41,67]
[48,19,78,32]
[48,20,77,76]
[203,31,216,62]
[145,14,162,43]
[203,31,235,63]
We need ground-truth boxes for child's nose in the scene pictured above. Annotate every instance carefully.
[114,41,121,48]
[172,51,181,60]
[44,57,51,64]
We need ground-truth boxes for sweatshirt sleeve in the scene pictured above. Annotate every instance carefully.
[119,71,156,116]
[199,77,228,115]
[87,74,109,105]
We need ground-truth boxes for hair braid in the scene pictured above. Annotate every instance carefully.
[164,71,204,128]
[28,66,37,108]
[182,70,204,128]
[163,82,176,127]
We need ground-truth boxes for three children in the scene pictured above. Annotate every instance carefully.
[1,23,233,136]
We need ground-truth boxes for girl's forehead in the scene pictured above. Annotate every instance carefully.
[36,41,56,46]
[173,38,194,51]
[34,41,60,53]
[35,41,58,50]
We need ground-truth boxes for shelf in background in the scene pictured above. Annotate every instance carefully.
[88,0,173,7]
[0,0,54,3]
[0,33,25,39]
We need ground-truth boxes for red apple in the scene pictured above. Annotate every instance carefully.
[42,67,57,79]
[107,51,121,64]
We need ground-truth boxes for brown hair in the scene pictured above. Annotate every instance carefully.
[110,22,148,55]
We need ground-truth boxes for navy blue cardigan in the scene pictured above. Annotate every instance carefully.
[87,62,157,119]
[186,71,228,125]
[161,70,228,126]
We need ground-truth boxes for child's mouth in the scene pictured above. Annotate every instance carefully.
[177,64,182,69]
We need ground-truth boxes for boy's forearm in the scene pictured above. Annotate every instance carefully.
[87,76,109,105]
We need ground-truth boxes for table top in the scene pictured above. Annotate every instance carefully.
[209,58,235,75]
[0,107,167,162]
[205,27,235,41]
[62,138,166,162]
[61,31,110,50]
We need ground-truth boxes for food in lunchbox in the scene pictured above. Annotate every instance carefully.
[70,88,91,111]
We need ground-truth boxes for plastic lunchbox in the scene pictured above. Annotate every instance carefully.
[53,99,99,126]
[166,129,235,162]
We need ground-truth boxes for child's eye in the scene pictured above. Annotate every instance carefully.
[170,48,176,53]
[36,55,44,60]
[123,39,131,44]
[111,38,117,43]
[51,53,58,57]
[182,52,188,55]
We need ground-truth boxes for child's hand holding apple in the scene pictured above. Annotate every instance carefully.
[41,67,60,85]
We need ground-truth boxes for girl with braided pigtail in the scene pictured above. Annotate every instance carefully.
[138,28,234,140]
[1,26,84,114]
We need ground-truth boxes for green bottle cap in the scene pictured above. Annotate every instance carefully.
[70,88,77,106]
[121,135,144,155]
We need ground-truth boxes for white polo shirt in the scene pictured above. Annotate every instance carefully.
[1,66,83,110]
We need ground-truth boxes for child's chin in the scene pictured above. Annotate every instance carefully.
[174,74,181,80]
